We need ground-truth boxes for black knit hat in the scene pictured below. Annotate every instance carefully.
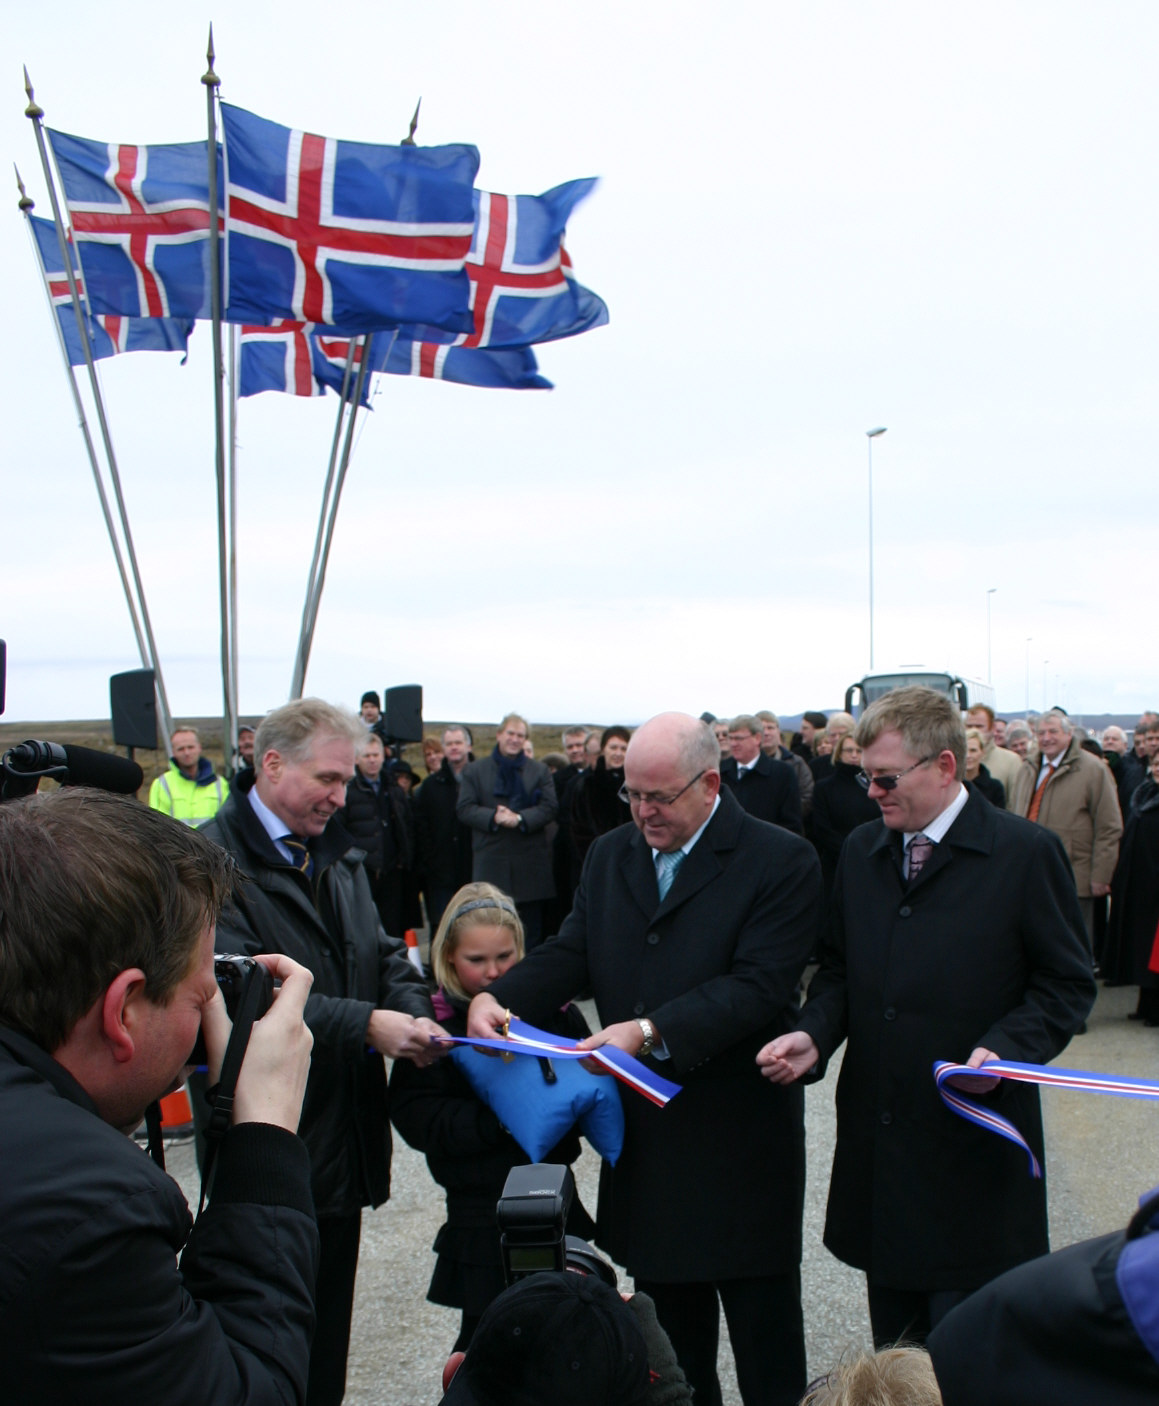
[360,690,381,709]
[439,1273,650,1406]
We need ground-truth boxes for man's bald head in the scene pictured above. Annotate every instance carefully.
[623,713,721,853]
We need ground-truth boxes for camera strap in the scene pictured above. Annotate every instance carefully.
[197,963,270,1216]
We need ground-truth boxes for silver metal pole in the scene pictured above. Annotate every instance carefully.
[228,321,240,756]
[289,339,358,699]
[202,30,235,765]
[295,341,373,693]
[18,172,150,671]
[26,71,173,754]
[866,428,887,671]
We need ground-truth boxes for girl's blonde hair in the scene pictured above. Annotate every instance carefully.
[431,882,525,1002]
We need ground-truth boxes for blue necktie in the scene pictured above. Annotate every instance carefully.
[656,849,687,901]
[283,834,314,880]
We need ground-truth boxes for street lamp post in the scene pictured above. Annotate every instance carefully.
[987,588,997,684]
[867,427,887,669]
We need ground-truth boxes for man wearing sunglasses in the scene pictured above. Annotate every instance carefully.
[468,711,821,1406]
[758,686,1095,1352]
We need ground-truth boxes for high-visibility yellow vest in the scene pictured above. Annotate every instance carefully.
[147,765,229,826]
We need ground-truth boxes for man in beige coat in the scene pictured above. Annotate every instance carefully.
[966,705,1028,811]
[1016,710,1122,943]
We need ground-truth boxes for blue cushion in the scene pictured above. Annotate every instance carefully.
[449,1044,625,1165]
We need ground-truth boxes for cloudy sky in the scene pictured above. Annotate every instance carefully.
[4,3,1157,729]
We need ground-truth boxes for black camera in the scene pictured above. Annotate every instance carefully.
[188,955,275,1067]
[496,1164,616,1287]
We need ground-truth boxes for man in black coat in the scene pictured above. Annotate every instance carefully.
[202,698,446,1406]
[468,712,821,1406]
[760,686,1096,1350]
[0,789,318,1406]
[720,714,803,834]
[413,724,476,933]
[457,713,558,948]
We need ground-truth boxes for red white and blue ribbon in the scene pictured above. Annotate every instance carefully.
[934,1058,1159,1178]
[439,1016,681,1107]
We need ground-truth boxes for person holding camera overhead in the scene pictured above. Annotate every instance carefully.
[0,789,318,1405]
[201,697,447,1406]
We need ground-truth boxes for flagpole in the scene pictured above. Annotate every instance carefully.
[295,339,373,693]
[202,28,235,768]
[17,169,150,675]
[289,339,357,699]
[228,321,240,754]
[25,71,174,756]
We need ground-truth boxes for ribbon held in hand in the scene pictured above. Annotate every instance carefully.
[934,1058,1159,1178]
[443,1016,682,1107]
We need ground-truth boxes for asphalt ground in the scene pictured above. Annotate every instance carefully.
[166,981,1159,1406]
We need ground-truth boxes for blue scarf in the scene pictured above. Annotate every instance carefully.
[492,745,537,811]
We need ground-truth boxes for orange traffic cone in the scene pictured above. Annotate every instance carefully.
[159,1085,194,1133]
[404,929,425,976]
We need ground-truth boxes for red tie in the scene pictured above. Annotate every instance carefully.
[1027,766,1053,823]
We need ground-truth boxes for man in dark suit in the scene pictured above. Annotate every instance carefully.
[759,686,1096,1350]
[456,713,558,949]
[468,713,821,1406]
[721,714,803,833]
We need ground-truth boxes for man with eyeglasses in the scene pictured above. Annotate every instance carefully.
[468,712,821,1406]
[758,686,1095,1353]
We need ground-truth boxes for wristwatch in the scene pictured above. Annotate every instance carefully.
[635,1017,656,1057]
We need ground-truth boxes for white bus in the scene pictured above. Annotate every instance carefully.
[844,669,996,716]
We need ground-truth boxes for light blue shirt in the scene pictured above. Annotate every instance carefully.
[247,785,299,865]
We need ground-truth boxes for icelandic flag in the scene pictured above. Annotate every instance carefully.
[239,321,322,398]
[220,102,478,336]
[29,214,192,365]
[47,129,219,320]
[385,339,552,391]
[454,180,608,348]
[310,331,394,406]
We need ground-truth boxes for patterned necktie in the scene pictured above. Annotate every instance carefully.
[1027,765,1053,823]
[907,833,934,882]
[656,849,687,901]
[283,834,314,880]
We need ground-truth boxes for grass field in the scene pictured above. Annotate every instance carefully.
[0,717,613,798]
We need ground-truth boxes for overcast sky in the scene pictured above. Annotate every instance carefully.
[4,3,1158,730]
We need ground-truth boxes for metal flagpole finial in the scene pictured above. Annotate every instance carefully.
[14,164,34,212]
[402,98,421,146]
[202,25,220,88]
[23,66,43,119]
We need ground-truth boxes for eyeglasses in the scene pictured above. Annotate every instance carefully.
[618,770,706,808]
[856,755,938,792]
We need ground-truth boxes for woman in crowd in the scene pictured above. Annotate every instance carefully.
[810,732,879,899]
[389,882,595,1350]
[964,727,1006,808]
[570,725,633,868]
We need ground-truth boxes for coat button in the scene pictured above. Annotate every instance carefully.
[898,905,912,918]
[884,1007,896,1021]
[881,1112,893,1125]
[633,1001,645,1016]
[646,932,660,946]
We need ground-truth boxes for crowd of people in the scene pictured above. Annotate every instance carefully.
[5,690,1159,1406]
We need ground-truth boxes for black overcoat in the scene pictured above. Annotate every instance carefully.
[720,752,803,833]
[457,753,558,902]
[486,787,821,1282]
[796,789,1096,1291]
[202,778,433,1218]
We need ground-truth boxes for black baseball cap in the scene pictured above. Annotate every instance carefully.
[439,1273,650,1406]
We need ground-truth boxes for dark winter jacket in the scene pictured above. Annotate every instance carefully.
[201,775,434,1218]
[0,1025,317,1404]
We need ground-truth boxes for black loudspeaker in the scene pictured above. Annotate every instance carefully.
[385,684,423,743]
[110,668,158,750]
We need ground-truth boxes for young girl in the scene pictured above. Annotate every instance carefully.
[389,882,596,1350]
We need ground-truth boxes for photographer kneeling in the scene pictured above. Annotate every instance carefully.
[0,789,318,1405]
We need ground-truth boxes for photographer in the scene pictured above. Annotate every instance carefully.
[0,789,318,1405]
